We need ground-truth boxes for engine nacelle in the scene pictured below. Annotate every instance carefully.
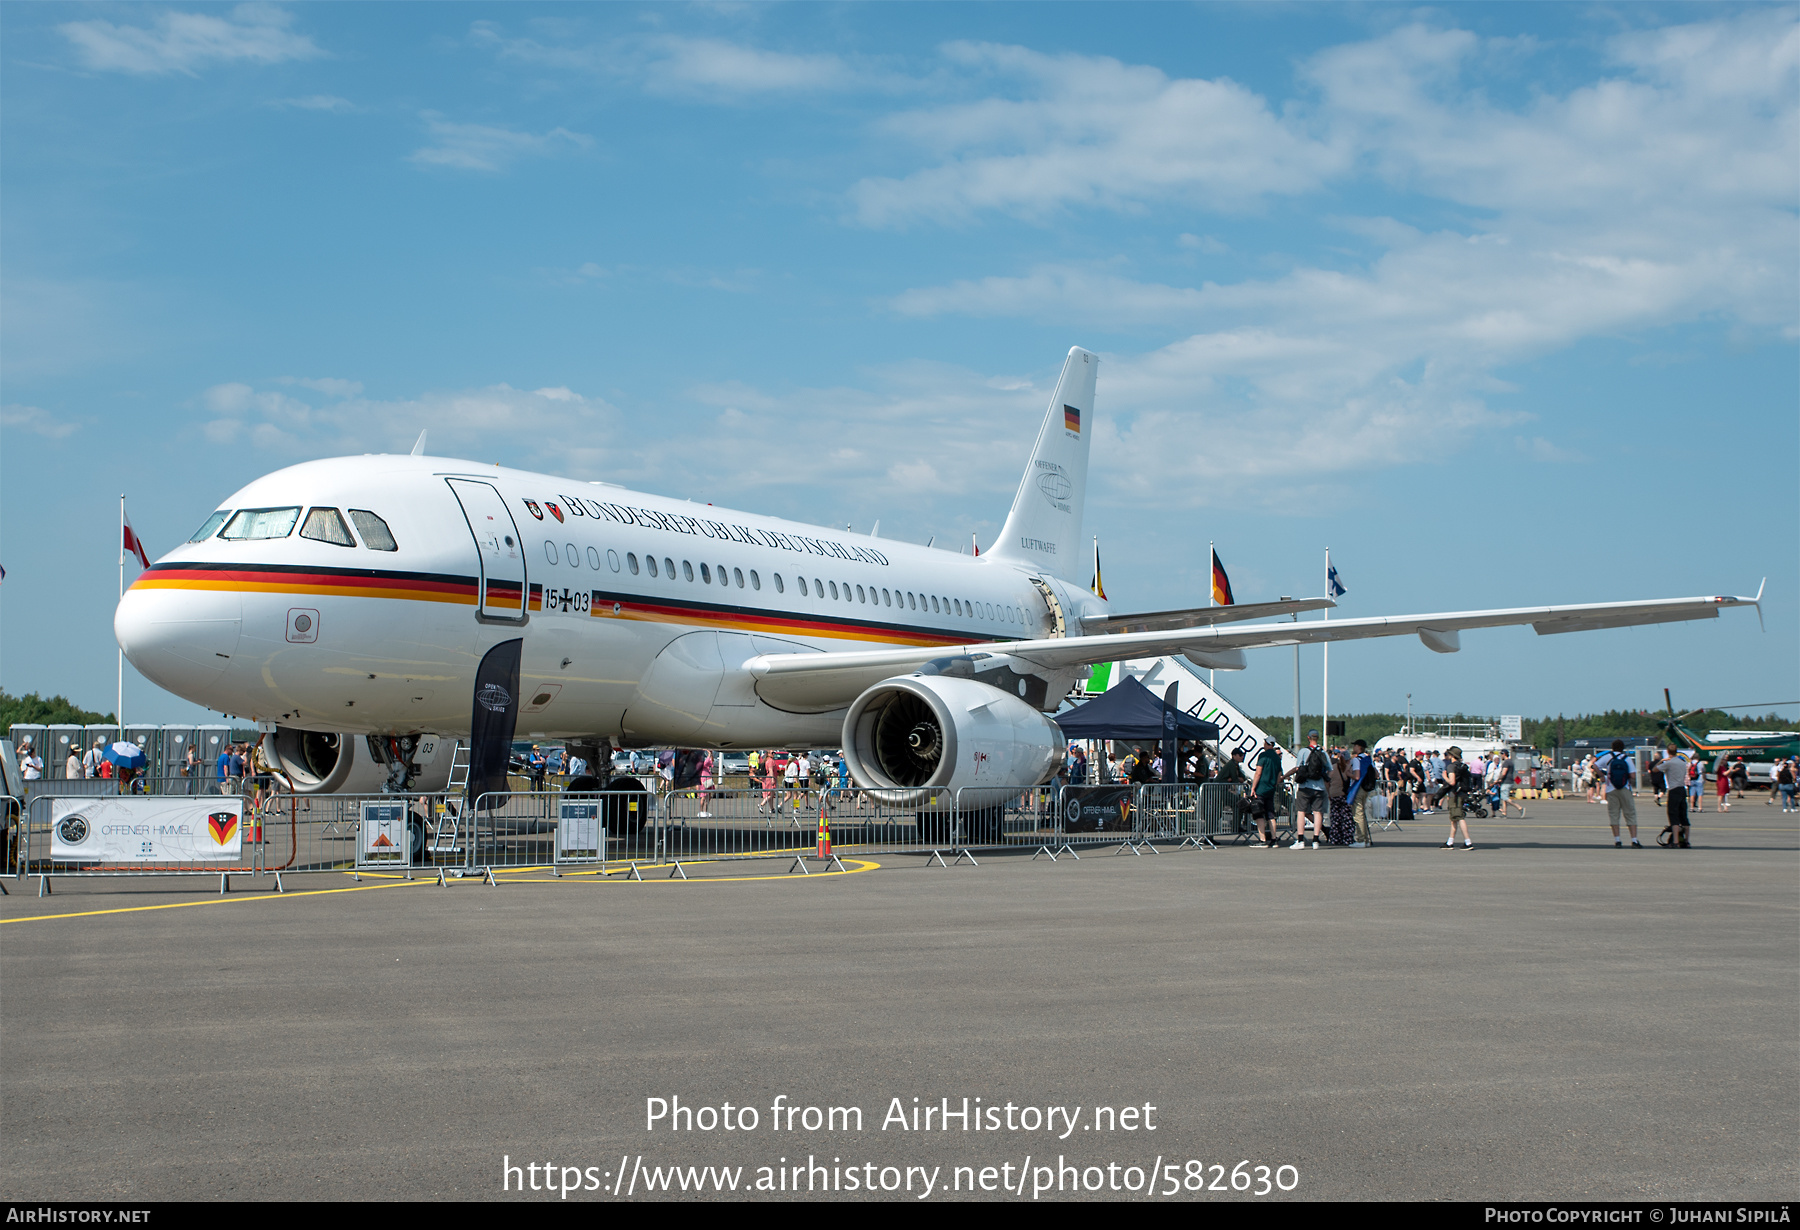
[841,674,1065,809]
[262,728,453,795]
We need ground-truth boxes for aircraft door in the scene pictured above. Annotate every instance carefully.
[446,479,528,623]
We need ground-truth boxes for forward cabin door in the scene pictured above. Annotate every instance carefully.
[446,479,528,623]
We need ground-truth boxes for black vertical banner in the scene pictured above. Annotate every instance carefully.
[1162,682,1179,783]
[467,638,523,810]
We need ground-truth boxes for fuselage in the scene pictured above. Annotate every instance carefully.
[116,455,1107,747]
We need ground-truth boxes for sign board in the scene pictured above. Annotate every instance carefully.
[50,797,243,863]
[359,801,410,865]
[1500,715,1523,741]
[557,801,601,861]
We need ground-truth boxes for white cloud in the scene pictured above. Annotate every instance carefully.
[467,22,874,97]
[60,4,323,76]
[408,115,592,173]
[189,381,623,468]
[872,14,1797,507]
[271,95,355,112]
[1,404,79,440]
[642,36,855,96]
[850,41,1349,227]
[277,376,363,397]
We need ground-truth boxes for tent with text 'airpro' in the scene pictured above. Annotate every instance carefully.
[1054,675,1220,742]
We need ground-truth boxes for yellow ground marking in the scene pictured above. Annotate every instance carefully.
[0,858,880,924]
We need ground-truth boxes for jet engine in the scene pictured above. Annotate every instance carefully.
[840,674,1065,812]
[261,728,453,794]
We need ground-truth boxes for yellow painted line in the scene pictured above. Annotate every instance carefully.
[0,857,882,923]
[490,857,880,883]
[0,876,435,925]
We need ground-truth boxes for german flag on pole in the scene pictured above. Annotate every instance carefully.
[1210,548,1234,607]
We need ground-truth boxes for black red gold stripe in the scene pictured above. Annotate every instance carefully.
[133,563,995,648]
[132,562,478,605]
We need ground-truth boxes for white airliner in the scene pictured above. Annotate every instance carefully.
[115,347,1759,804]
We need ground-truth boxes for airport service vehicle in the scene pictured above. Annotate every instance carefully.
[115,348,1762,807]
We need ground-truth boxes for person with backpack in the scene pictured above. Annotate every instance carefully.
[1593,739,1640,847]
[1346,739,1377,846]
[1248,738,1286,847]
[1284,730,1330,850]
[1776,759,1797,813]
[1438,746,1475,850]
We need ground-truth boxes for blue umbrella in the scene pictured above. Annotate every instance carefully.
[105,741,148,772]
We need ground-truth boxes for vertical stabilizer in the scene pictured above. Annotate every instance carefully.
[988,347,1097,578]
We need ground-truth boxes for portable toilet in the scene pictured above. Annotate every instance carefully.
[124,723,161,789]
[46,724,85,778]
[9,725,47,777]
[160,726,201,793]
[195,725,233,789]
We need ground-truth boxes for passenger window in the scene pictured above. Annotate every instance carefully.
[797,577,808,597]
[664,557,675,578]
[882,589,891,606]
[749,570,760,591]
[545,542,557,564]
[188,511,230,542]
[773,574,784,593]
[733,568,744,588]
[348,510,398,551]
[953,600,962,616]
[300,508,355,547]
[908,593,917,610]
[647,556,659,578]
[627,552,640,575]
[588,547,602,570]
[856,585,866,603]
[567,544,580,567]
[700,563,712,584]
[607,549,621,572]
[220,507,300,540]
[829,581,839,600]
[683,560,694,581]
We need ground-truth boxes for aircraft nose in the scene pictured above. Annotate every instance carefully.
[115,586,243,697]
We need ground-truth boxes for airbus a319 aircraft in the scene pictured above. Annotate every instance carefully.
[115,347,1760,805]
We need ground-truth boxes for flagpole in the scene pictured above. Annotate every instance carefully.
[118,493,125,730]
[1208,540,1216,691]
[1323,547,1330,756]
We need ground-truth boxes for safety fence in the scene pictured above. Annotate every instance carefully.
[8,781,1289,894]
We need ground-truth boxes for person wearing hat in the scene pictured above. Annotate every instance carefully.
[1248,737,1286,847]
[1439,745,1474,850]
[18,738,42,781]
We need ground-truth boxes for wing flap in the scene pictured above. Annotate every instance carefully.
[1080,596,1333,634]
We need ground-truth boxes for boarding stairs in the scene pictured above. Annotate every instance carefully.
[429,740,470,858]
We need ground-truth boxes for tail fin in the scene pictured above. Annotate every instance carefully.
[988,346,1097,578]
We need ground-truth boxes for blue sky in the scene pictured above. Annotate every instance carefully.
[3,2,1795,727]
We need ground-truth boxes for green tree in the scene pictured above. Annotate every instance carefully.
[0,690,115,730]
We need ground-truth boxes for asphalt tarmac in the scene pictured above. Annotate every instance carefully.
[2,796,1795,1202]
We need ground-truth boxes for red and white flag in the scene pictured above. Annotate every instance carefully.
[123,509,151,569]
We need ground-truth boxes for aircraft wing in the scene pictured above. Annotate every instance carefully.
[746,591,1758,713]
[1079,596,1334,634]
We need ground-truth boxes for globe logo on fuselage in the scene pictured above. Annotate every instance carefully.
[1037,471,1073,501]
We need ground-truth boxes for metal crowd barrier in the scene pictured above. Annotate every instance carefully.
[20,791,267,896]
[10,778,1300,897]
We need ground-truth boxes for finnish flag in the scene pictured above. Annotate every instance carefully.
[1328,564,1347,599]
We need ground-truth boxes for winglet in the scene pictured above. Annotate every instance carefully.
[1753,578,1766,632]
[410,430,427,456]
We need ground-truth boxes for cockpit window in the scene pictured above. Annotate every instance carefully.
[188,511,230,542]
[219,507,300,540]
[347,510,398,551]
[300,507,356,547]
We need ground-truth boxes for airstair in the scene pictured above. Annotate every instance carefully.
[429,740,470,858]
